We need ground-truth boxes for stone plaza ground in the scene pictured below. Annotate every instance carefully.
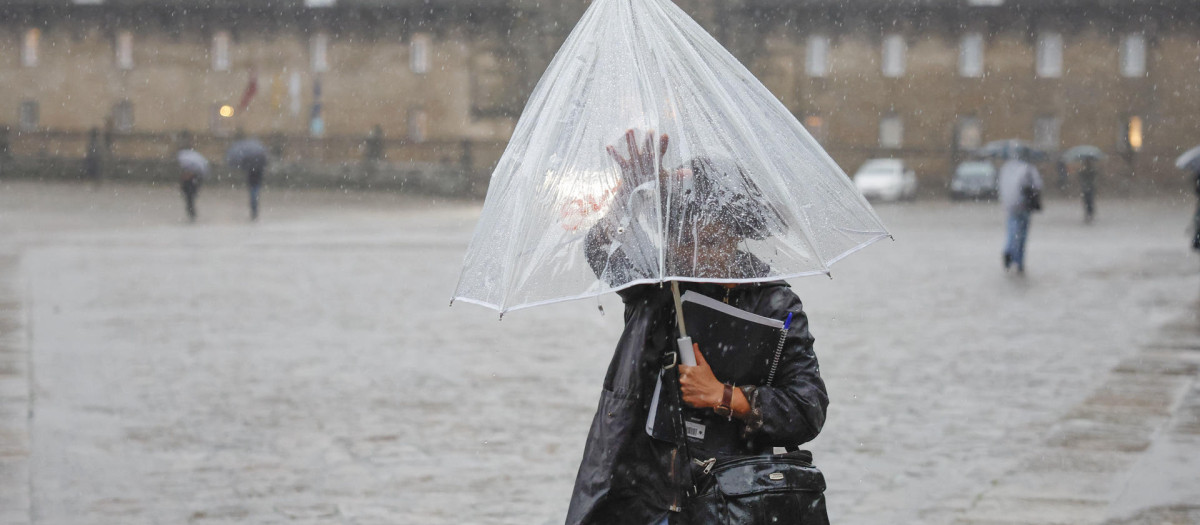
[1,180,1199,524]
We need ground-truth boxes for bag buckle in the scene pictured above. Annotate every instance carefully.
[662,351,678,370]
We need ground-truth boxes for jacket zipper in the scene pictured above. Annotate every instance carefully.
[669,448,682,512]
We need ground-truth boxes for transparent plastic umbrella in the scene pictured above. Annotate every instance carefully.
[453,0,890,314]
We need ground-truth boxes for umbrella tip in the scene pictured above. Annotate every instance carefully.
[888,235,896,242]
[499,312,505,321]
[449,298,455,307]
[826,271,833,280]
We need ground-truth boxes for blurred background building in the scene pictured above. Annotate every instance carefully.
[0,0,1195,195]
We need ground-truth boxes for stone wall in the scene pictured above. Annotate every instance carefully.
[1,1,1198,196]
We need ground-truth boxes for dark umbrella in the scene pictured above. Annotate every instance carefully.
[975,139,1045,162]
[225,139,268,171]
[1061,145,1106,163]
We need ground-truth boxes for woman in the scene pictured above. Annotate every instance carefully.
[566,131,829,525]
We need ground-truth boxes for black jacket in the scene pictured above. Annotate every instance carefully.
[565,280,829,525]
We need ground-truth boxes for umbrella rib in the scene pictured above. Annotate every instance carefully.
[651,0,841,270]
[496,0,616,312]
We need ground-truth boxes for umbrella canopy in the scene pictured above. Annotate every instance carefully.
[176,149,209,177]
[225,139,268,171]
[975,140,1046,162]
[1176,145,1200,173]
[452,0,889,314]
[1061,145,1106,163]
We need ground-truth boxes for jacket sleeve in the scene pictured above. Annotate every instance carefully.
[743,291,829,447]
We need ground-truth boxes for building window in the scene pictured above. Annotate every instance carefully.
[112,100,134,132]
[880,114,903,148]
[882,34,906,78]
[18,100,39,131]
[116,30,134,70]
[304,0,335,6]
[803,115,828,144]
[1036,31,1062,78]
[212,31,231,71]
[408,107,428,142]
[1120,33,1146,78]
[959,32,984,78]
[411,33,431,74]
[1034,116,1060,151]
[957,116,983,150]
[805,35,830,78]
[311,32,329,72]
[22,28,40,67]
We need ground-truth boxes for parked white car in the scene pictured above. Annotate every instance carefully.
[853,158,918,201]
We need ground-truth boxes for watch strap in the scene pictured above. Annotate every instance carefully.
[715,383,734,419]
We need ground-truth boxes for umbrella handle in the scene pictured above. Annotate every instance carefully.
[671,281,697,366]
[677,337,696,367]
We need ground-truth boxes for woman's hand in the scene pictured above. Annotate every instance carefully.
[678,345,725,409]
[607,129,669,192]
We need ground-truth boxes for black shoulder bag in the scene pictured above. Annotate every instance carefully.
[680,314,830,525]
[1021,166,1042,212]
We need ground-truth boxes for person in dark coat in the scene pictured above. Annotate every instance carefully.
[83,127,103,186]
[1078,157,1099,223]
[1192,169,1200,251]
[246,158,265,220]
[180,162,201,222]
[566,131,829,525]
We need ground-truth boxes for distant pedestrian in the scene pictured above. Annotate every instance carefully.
[1055,159,1068,194]
[1078,157,1099,224]
[226,137,269,221]
[177,148,209,223]
[247,160,265,220]
[998,154,1043,274]
[180,165,201,223]
[83,127,103,186]
[1192,169,1200,251]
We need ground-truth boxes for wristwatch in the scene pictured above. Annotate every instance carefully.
[714,384,734,419]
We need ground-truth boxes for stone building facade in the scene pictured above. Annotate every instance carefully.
[0,0,1196,192]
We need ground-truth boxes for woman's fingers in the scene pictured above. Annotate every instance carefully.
[606,145,627,171]
[692,344,707,367]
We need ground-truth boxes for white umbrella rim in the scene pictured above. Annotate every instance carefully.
[452,232,891,315]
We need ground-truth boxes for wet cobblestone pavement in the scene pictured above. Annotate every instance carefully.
[2,181,1198,524]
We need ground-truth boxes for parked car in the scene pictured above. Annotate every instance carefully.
[949,160,998,201]
[853,158,918,201]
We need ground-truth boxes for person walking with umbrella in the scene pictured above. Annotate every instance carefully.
[176,148,208,222]
[1062,145,1105,224]
[452,0,890,522]
[83,127,103,187]
[997,147,1043,274]
[1175,146,1200,251]
[226,137,269,220]
[563,130,834,524]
